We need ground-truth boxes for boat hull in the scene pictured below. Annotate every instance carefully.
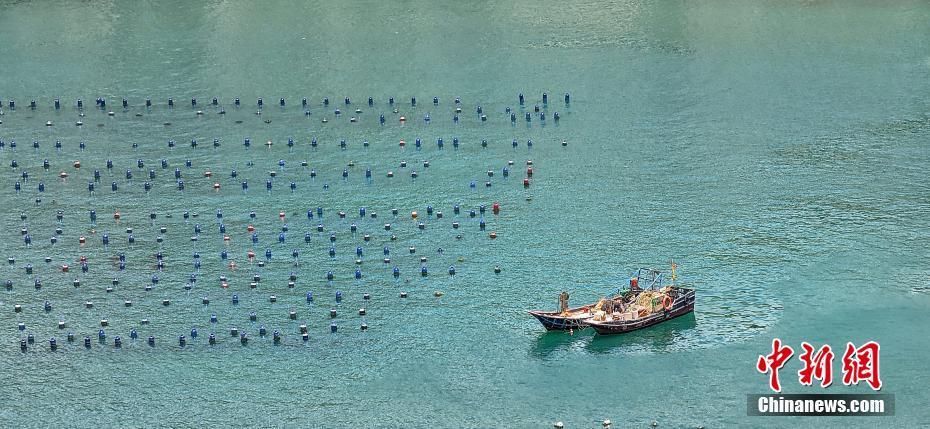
[584,289,695,335]
[528,310,591,331]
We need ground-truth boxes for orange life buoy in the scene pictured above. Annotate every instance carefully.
[662,295,673,311]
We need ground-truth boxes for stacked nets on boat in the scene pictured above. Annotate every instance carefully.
[632,290,670,316]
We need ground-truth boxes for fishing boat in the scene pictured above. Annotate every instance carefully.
[527,292,630,331]
[583,265,695,335]
[526,267,665,331]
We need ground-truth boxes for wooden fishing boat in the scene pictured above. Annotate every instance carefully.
[527,304,599,331]
[583,286,695,335]
[527,291,637,331]
[527,268,663,331]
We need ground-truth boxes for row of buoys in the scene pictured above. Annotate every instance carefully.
[11,203,503,225]
[16,325,373,351]
[4,108,559,126]
[12,220,494,245]
[6,154,534,173]
[2,149,544,179]
[9,168,525,194]
[13,294,380,339]
[4,109,564,132]
[0,93,568,110]
[5,152,535,176]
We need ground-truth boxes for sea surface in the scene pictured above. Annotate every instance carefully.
[0,1,928,428]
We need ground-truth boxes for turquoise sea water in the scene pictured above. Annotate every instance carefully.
[0,1,928,427]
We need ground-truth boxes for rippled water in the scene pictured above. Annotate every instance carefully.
[0,1,928,428]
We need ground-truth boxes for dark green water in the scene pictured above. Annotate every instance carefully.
[0,1,928,427]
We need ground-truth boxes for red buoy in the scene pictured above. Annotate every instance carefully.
[247,225,255,232]
[523,178,530,188]
[526,166,533,177]
[492,202,500,215]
